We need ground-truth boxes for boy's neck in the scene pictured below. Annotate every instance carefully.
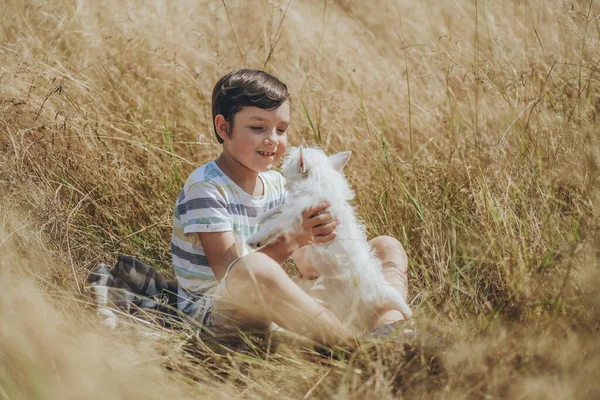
[215,153,263,196]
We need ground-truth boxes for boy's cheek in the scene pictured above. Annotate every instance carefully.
[277,144,287,159]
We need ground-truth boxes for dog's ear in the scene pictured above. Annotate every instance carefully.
[299,147,308,175]
[329,151,351,171]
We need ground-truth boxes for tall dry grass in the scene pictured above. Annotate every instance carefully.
[1,0,599,398]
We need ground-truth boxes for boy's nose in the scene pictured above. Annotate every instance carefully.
[265,129,278,144]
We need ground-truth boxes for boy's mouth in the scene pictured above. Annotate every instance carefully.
[257,151,275,157]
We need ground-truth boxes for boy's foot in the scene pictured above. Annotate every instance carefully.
[369,321,450,352]
[369,320,417,339]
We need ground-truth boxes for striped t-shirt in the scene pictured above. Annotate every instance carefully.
[171,160,286,310]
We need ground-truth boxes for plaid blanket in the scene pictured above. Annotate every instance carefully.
[85,255,180,328]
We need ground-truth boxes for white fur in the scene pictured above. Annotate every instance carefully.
[248,146,412,329]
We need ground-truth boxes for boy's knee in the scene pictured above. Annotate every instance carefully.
[370,235,406,256]
[212,253,281,329]
[228,252,283,288]
[369,235,408,273]
[370,234,400,246]
[219,253,284,321]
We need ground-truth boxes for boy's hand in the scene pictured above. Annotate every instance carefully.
[297,202,339,248]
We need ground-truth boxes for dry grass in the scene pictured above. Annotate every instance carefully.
[1,0,599,398]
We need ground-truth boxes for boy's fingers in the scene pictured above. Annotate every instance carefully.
[311,212,334,226]
[315,217,340,231]
[313,232,336,243]
[313,219,338,236]
[303,202,330,218]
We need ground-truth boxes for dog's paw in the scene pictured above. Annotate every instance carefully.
[247,239,263,249]
[248,232,279,249]
[247,233,269,249]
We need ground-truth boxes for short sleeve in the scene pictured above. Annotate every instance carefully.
[178,183,232,235]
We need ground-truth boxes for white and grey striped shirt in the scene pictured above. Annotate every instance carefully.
[172,160,286,310]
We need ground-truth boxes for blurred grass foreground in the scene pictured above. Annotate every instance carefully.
[1,0,599,398]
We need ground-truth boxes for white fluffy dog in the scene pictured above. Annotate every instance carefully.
[248,146,412,330]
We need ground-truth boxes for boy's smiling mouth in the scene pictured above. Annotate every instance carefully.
[257,151,276,158]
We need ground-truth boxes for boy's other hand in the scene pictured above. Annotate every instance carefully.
[297,202,339,247]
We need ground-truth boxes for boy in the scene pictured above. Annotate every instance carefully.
[172,69,409,345]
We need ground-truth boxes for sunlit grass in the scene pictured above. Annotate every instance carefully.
[0,0,599,398]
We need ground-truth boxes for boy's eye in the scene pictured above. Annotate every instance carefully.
[250,126,264,131]
[277,129,286,134]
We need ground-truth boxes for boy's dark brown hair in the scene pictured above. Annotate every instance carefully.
[211,69,290,143]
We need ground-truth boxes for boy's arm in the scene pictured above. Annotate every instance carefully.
[259,202,338,266]
[196,231,240,282]
[198,202,338,280]
[198,230,295,281]
[198,231,292,280]
[257,235,299,265]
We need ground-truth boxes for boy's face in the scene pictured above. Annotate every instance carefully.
[220,102,289,173]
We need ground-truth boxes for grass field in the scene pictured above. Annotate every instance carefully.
[1,0,599,398]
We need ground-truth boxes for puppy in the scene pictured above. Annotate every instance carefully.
[248,147,412,330]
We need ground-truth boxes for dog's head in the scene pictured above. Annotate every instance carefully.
[282,146,351,182]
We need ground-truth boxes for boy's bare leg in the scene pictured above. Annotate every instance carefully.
[212,251,355,346]
[369,236,410,329]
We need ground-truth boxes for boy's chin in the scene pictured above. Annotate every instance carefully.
[255,161,277,172]
[257,165,274,172]
[248,164,271,173]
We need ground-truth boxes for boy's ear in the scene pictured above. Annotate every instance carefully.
[329,151,351,171]
[214,114,230,141]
